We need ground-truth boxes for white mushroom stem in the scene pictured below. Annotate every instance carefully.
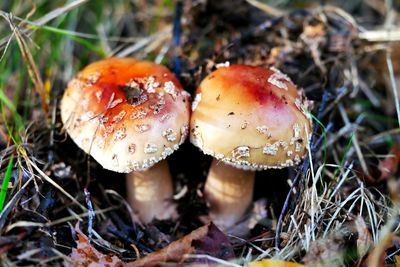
[204,159,255,230]
[126,160,175,223]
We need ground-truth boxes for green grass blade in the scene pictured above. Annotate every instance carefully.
[309,112,327,165]
[0,154,14,212]
[333,131,355,179]
[29,24,106,57]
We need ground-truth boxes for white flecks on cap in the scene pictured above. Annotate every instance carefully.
[162,128,177,142]
[278,140,288,150]
[144,76,160,93]
[263,143,278,155]
[192,93,202,112]
[105,124,114,134]
[164,81,177,98]
[135,124,151,133]
[144,143,158,154]
[95,91,102,102]
[81,98,89,110]
[126,79,139,90]
[131,109,148,120]
[149,95,165,114]
[161,147,174,158]
[267,68,292,91]
[293,123,301,139]
[232,146,250,159]
[112,110,127,123]
[256,125,271,137]
[295,142,302,152]
[294,155,301,164]
[86,72,101,85]
[216,153,225,160]
[160,114,171,122]
[109,98,123,109]
[113,127,127,141]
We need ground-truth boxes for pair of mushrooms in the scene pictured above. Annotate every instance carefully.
[61,58,311,229]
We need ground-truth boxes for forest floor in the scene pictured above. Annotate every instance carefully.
[0,0,399,266]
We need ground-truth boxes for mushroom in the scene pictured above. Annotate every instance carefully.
[190,64,312,229]
[61,57,190,223]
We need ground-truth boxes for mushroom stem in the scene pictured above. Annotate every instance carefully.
[126,160,175,223]
[204,159,255,229]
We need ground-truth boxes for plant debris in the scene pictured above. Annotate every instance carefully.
[64,224,123,267]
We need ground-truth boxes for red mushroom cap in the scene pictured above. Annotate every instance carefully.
[61,58,190,172]
[190,64,312,170]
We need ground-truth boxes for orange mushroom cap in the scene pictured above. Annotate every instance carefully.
[190,64,312,170]
[61,58,190,172]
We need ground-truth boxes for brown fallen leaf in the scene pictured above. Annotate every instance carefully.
[355,216,373,259]
[126,223,234,267]
[362,232,394,267]
[378,144,400,182]
[64,225,122,267]
[302,231,348,267]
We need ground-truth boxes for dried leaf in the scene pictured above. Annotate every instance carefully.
[248,259,305,267]
[363,232,394,267]
[378,145,400,181]
[189,223,234,264]
[126,223,234,267]
[302,232,348,267]
[64,225,122,267]
[355,216,372,259]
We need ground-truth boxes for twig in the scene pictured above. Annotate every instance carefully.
[386,49,400,128]
[84,188,95,240]
[358,29,400,42]
[115,27,171,57]
[172,0,183,78]
[245,0,285,16]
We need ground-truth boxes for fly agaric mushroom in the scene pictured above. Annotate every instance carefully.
[190,64,312,229]
[61,58,190,223]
